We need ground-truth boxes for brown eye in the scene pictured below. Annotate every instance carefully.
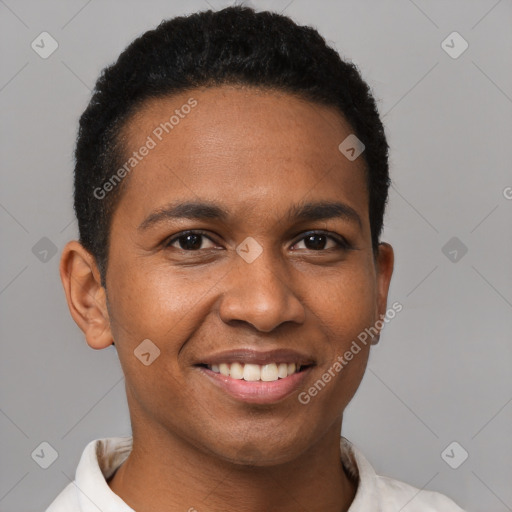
[292,231,349,251]
[164,231,218,251]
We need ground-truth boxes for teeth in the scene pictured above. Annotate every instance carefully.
[261,363,278,381]
[230,362,244,380]
[207,362,302,381]
[243,363,261,381]
[277,363,288,378]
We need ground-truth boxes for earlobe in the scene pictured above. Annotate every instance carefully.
[59,240,113,349]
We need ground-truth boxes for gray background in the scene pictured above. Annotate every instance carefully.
[1,0,511,510]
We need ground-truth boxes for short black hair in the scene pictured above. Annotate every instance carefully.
[74,5,390,288]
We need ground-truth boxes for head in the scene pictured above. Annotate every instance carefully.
[60,6,394,465]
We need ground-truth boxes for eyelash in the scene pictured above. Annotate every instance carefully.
[163,230,351,251]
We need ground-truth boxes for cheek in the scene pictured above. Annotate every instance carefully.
[107,259,204,342]
[305,263,376,403]
[105,264,197,409]
[305,284,374,415]
[312,264,377,341]
[105,258,224,396]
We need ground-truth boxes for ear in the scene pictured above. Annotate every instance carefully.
[59,240,113,349]
[372,242,394,344]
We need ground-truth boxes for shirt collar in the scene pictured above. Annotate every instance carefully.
[75,437,134,512]
[72,435,379,511]
[340,437,381,510]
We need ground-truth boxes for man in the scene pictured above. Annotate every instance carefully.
[47,5,465,511]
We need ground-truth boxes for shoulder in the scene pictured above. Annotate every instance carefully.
[375,474,466,511]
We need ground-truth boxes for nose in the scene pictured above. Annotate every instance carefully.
[218,246,306,333]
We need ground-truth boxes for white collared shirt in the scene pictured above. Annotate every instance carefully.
[46,436,465,511]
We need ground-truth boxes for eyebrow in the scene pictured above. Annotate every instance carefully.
[137,199,362,232]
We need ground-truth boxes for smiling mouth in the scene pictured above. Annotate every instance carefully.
[196,362,311,382]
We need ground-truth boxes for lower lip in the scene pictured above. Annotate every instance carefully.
[198,366,313,404]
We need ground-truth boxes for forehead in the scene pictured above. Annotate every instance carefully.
[123,85,355,163]
[113,85,368,228]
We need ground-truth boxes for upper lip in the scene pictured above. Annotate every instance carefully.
[196,348,316,366]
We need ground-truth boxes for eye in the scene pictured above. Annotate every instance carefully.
[292,231,350,251]
[164,230,219,251]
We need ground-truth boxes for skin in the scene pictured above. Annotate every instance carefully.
[60,85,394,512]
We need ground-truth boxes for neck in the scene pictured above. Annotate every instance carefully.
[108,419,356,512]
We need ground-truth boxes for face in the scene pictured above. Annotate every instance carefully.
[63,85,393,466]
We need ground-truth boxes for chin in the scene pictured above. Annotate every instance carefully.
[203,430,310,467]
